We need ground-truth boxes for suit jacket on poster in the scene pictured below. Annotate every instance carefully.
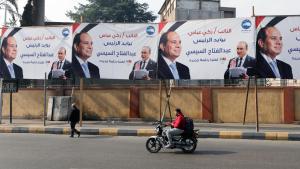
[0,55,23,79]
[71,56,100,79]
[129,59,157,80]
[48,60,72,79]
[157,54,190,79]
[224,55,256,79]
[255,53,293,79]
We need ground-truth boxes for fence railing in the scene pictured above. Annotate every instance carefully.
[8,78,300,89]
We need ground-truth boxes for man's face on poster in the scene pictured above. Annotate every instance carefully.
[236,42,247,58]
[162,31,182,61]
[57,48,66,61]
[141,47,150,61]
[2,36,17,62]
[260,27,283,58]
[75,33,93,61]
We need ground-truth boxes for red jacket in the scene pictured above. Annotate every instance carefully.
[172,114,185,130]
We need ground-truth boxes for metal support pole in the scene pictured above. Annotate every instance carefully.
[255,77,259,132]
[0,79,3,124]
[243,77,251,125]
[161,80,173,122]
[159,80,162,121]
[79,78,83,127]
[167,80,173,121]
[43,72,47,126]
[9,92,12,124]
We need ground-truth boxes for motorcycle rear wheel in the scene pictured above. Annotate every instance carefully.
[146,138,162,153]
[182,138,197,153]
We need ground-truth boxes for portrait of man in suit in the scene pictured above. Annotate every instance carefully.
[224,41,256,79]
[157,31,190,80]
[129,46,157,80]
[0,36,23,79]
[71,32,100,79]
[48,47,71,79]
[256,26,293,79]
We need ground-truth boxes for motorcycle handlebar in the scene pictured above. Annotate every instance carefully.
[152,121,168,127]
[152,121,161,125]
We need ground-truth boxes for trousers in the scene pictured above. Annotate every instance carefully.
[166,128,184,144]
[70,122,80,136]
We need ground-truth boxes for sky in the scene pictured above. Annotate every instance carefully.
[0,0,300,26]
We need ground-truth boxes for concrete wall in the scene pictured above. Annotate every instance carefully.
[212,88,283,123]
[295,89,300,121]
[177,0,200,9]
[70,89,130,120]
[139,88,202,120]
[175,0,221,20]
[1,86,299,124]
[176,8,221,21]
[159,0,234,22]
[2,89,57,118]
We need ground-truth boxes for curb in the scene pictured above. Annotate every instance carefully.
[1,126,300,141]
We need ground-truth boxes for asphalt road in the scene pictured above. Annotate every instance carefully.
[0,133,300,169]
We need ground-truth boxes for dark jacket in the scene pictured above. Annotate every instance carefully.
[255,53,293,79]
[48,59,72,79]
[157,54,190,79]
[0,55,23,79]
[70,106,80,123]
[71,56,100,79]
[224,55,256,79]
[129,59,157,80]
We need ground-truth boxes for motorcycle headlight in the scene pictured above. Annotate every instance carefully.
[155,127,160,132]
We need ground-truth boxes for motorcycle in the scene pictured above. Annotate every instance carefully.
[145,121,198,153]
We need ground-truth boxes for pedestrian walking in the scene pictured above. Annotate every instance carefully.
[69,103,80,137]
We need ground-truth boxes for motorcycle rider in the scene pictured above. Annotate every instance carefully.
[165,108,186,148]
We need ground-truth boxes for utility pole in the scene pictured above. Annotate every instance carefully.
[33,0,45,25]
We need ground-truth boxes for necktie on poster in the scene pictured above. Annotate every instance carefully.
[269,61,281,78]
[8,64,15,78]
[58,61,62,69]
[170,63,179,79]
[82,63,91,78]
[237,58,242,67]
[141,61,146,69]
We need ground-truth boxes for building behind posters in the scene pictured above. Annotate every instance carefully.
[158,0,235,21]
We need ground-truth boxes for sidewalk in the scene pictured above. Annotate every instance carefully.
[0,119,300,141]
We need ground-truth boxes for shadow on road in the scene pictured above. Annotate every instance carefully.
[193,150,236,155]
[73,135,114,139]
[172,150,236,155]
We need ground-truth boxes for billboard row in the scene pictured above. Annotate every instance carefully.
[0,16,299,80]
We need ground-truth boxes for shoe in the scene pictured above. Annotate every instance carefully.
[70,135,74,138]
[165,144,173,148]
[78,132,80,138]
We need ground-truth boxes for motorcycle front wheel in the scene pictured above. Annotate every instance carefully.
[182,138,197,153]
[146,137,162,153]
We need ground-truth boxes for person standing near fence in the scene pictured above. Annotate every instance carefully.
[69,103,80,138]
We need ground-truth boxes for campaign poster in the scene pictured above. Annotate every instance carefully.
[159,17,255,79]
[256,16,300,79]
[1,26,72,79]
[73,23,159,79]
